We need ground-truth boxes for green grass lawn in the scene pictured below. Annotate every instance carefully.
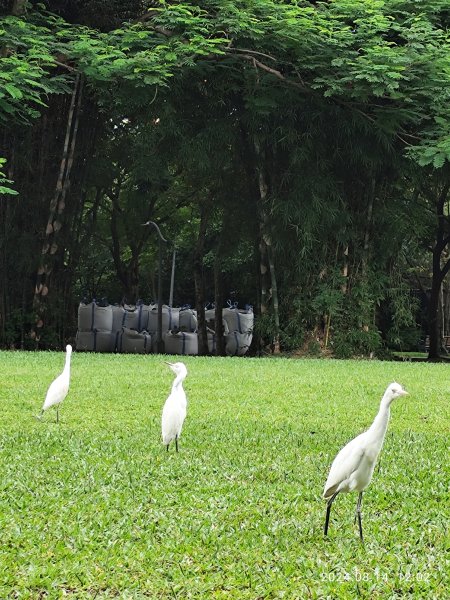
[0,352,448,599]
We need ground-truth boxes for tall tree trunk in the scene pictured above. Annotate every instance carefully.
[341,245,349,294]
[31,74,83,345]
[428,277,444,359]
[444,280,450,338]
[259,220,270,316]
[361,179,375,332]
[264,225,280,354]
[361,192,374,278]
[110,207,142,302]
[194,202,210,355]
[428,182,450,360]
[213,231,226,356]
[254,139,280,353]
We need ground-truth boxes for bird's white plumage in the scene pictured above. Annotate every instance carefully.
[324,436,366,497]
[39,345,72,418]
[323,382,408,499]
[161,362,188,449]
[322,382,408,541]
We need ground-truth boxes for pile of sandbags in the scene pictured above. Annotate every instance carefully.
[222,303,254,356]
[163,306,198,355]
[76,299,253,356]
[76,300,115,352]
[205,302,254,356]
[77,300,153,354]
[116,327,152,354]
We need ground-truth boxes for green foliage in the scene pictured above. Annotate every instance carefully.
[385,270,421,350]
[0,15,71,122]
[0,158,17,195]
[332,327,383,359]
[1,0,450,349]
[0,353,448,596]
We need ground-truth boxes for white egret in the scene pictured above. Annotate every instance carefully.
[161,361,188,452]
[36,344,72,422]
[323,382,408,541]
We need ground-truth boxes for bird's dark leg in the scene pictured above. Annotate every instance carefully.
[175,435,179,453]
[324,491,339,536]
[56,407,59,423]
[166,444,170,452]
[356,492,364,542]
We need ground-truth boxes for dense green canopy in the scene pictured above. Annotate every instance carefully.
[1,0,449,358]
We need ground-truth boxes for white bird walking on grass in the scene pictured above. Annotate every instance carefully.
[162,361,188,452]
[323,381,408,542]
[36,344,72,423]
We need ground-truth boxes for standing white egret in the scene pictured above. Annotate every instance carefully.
[36,344,72,422]
[162,361,188,452]
[323,382,408,541]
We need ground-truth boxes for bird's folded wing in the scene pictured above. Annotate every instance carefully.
[323,440,365,498]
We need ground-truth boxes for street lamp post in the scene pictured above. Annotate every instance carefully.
[142,220,167,354]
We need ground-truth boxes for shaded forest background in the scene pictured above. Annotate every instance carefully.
[1,0,449,359]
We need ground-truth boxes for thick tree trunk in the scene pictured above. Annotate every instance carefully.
[264,228,280,353]
[259,221,270,316]
[213,236,226,356]
[110,208,142,302]
[254,139,280,353]
[361,180,375,332]
[31,74,83,344]
[0,161,12,342]
[341,245,349,294]
[443,280,450,338]
[428,276,444,359]
[361,180,375,278]
[194,202,210,355]
[427,182,450,360]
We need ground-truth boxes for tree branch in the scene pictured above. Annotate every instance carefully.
[231,53,309,92]
[227,48,278,62]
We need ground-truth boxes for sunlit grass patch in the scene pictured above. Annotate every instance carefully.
[0,352,448,598]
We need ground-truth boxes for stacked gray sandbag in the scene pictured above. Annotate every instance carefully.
[205,306,216,330]
[223,303,254,356]
[147,304,176,334]
[205,304,228,353]
[164,329,199,355]
[207,321,229,354]
[120,303,150,331]
[147,304,180,352]
[112,303,152,352]
[178,306,197,332]
[76,300,115,352]
[116,326,152,354]
[111,305,126,350]
[163,305,198,355]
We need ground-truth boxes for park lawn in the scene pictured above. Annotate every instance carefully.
[0,351,448,599]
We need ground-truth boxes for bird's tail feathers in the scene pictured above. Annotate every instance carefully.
[323,483,339,499]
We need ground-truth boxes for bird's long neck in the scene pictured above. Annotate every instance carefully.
[172,374,185,393]
[64,353,71,375]
[366,395,391,448]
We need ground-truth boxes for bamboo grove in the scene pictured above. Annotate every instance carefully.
[1,0,450,359]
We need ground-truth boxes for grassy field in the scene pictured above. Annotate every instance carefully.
[0,351,448,599]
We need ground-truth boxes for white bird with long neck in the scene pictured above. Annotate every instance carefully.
[37,344,72,423]
[323,382,408,541]
[161,361,188,452]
